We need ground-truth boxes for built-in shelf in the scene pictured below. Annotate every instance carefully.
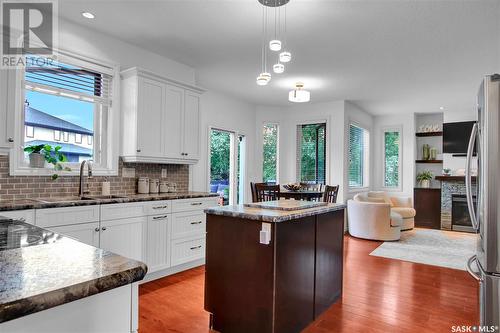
[415,131,443,137]
[415,160,443,164]
[435,175,477,181]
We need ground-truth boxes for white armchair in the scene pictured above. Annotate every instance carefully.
[347,195,402,241]
[361,191,416,231]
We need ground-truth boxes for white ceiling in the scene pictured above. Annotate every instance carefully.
[58,0,500,115]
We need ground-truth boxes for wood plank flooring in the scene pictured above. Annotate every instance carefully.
[139,236,478,333]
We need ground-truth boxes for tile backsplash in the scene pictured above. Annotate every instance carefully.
[0,156,189,200]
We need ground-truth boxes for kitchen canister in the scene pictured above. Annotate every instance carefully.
[430,147,437,160]
[169,182,177,193]
[149,179,160,194]
[138,177,150,194]
[160,181,169,193]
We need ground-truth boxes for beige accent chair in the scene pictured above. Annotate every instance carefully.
[365,191,416,231]
[347,193,403,241]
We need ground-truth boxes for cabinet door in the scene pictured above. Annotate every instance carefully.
[0,209,35,225]
[50,222,100,248]
[137,77,165,158]
[0,69,15,149]
[164,84,184,159]
[182,91,201,160]
[100,217,146,262]
[145,214,171,273]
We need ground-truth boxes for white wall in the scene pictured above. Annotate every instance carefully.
[190,90,257,202]
[373,113,415,198]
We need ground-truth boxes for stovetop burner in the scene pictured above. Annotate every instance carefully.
[0,218,61,250]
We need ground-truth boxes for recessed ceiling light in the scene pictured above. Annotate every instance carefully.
[439,106,445,110]
[81,12,95,19]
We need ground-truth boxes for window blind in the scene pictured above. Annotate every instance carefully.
[349,124,365,187]
[24,56,112,106]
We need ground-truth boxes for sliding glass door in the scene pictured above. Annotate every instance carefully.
[209,128,246,205]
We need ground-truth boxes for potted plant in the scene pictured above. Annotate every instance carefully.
[416,170,434,188]
[24,144,71,180]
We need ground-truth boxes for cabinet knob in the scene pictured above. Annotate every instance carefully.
[137,149,141,153]
[101,227,107,231]
[95,227,100,232]
[7,138,14,143]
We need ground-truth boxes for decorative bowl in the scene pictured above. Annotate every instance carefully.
[283,183,302,192]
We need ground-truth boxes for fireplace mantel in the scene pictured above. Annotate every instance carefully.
[435,175,477,182]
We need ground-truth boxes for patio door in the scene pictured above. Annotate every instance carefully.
[209,128,246,205]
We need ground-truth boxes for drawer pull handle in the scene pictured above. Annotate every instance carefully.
[152,206,168,210]
[153,215,169,220]
[190,245,202,250]
[191,202,203,206]
[190,221,202,225]
[95,227,100,232]
[101,227,107,231]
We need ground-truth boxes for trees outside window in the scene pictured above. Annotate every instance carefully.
[262,124,278,183]
[384,130,401,188]
[297,123,326,184]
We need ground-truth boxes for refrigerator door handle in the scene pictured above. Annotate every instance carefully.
[466,255,482,281]
[465,123,479,230]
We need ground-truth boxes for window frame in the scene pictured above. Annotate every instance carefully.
[348,122,370,191]
[262,122,280,184]
[25,125,34,138]
[382,125,403,191]
[296,122,327,185]
[75,133,82,144]
[9,49,120,177]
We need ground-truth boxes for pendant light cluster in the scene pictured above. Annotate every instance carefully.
[256,0,291,86]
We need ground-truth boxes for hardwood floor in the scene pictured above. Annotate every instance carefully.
[139,236,478,333]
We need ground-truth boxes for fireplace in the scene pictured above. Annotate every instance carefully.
[451,194,477,233]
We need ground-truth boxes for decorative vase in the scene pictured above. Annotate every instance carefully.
[430,148,437,160]
[420,179,431,188]
[422,144,430,160]
[29,153,45,168]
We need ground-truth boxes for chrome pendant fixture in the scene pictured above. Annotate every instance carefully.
[289,82,310,103]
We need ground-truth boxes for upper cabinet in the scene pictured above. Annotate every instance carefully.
[0,69,16,152]
[121,68,205,164]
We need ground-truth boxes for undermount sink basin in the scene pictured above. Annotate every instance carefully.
[35,196,96,203]
[82,195,128,200]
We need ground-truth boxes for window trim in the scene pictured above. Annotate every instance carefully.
[262,122,280,184]
[348,122,370,191]
[25,125,34,138]
[75,133,82,144]
[9,48,120,177]
[381,125,403,191]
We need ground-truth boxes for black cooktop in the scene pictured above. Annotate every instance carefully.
[0,217,61,251]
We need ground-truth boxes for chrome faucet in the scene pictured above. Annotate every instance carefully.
[79,160,93,197]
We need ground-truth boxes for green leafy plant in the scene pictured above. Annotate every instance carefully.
[24,144,71,180]
[416,170,434,182]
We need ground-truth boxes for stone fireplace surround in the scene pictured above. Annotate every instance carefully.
[440,179,476,230]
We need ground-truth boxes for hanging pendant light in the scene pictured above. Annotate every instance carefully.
[257,7,271,85]
[279,51,291,63]
[289,82,310,103]
[273,62,284,74]
[269,6,281,51]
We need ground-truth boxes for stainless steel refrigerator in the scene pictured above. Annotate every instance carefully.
[466,74,500,327]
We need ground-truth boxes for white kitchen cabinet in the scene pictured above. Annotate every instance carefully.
[121,67,204,164]
[0,68,16,152]
[0,209,35,225]
[100,216,146,262]
[50,222,100,247]
[171,235,206,266]
[145,214,171,273]
[36,206,100,228]
[171,211,206,240]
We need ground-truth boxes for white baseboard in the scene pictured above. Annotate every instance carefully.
[141,258,205,283]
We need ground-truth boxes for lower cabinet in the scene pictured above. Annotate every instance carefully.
[100,217,147,262]
[50,222,100,248]
[0,209,35,225]
[145,214,171,273]
[171,236,206,266]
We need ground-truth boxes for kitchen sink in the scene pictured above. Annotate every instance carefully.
[34,196,96,203]
[82,195,128,200]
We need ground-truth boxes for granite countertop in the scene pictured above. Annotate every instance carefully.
[0,191,218,212]
[205,201,346,223]
[0,218,147,323]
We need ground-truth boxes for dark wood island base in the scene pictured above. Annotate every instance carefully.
[204,202,346,333]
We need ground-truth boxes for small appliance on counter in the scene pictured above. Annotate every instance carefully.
[138,177,150,194]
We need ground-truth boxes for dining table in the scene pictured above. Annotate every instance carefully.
[279,190,324,201]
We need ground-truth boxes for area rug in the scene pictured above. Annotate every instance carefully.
[369,228,478,270]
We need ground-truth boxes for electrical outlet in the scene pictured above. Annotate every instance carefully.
[161,169,167,178]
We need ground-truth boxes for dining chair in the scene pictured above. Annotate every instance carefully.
[254,183,280,202]
[323,185,339,203]
[250,182,258,203]
[300,182,323,192]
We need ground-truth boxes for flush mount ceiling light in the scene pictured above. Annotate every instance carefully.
[439,106,445,110]
[256,0,292,86]
[289,82,310,103]
[81,12,95,19]
[273,63,284,74]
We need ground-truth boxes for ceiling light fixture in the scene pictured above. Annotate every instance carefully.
[289,82,310,103]
[273,63,284,74]
[81,12,95,19]
[257,6,271,85]
[439,106,445,110]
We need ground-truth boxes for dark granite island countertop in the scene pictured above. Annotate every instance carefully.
[204,200,346,223]
[0,219,147,323]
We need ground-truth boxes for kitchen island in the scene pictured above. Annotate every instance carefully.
[0,218,147,333]
[204,200,346,333]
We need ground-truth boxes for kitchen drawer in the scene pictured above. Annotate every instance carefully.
[171,197,218,213]
[100,202,148,221]
[171,236,205,266]
[36,206,100,228]
[172,211,206,240]
[145,200,171,215]
[0,209,35,225]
